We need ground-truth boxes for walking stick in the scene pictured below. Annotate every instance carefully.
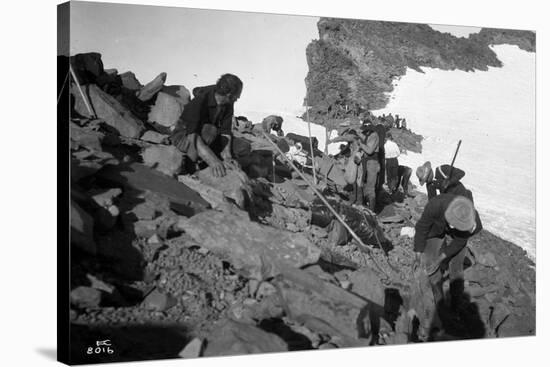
[69,64,97,119]
[261,131,390,279]
[305,100,317,185]
[450,140,462,169]
[447,140,462,184]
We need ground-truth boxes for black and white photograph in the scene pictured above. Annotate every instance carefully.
[54,0,540,365]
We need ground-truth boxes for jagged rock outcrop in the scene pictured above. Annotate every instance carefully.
[305,19,536,117]
[176,210,321,279]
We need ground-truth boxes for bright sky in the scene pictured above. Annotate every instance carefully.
[429,24,482,37]
[69,1,485,115]
[70,1,319,114]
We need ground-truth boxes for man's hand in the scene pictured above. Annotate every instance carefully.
[210,160,226,178]
[196,135,226,177]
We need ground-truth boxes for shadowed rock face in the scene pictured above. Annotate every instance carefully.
[304,18,535,115]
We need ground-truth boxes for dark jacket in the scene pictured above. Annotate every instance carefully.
[414,193,482,255]
[427,181,472,202]
[426,165,468,200]
[172,85,234,137]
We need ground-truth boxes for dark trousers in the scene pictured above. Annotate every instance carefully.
[423,237,468,305]
[363,159,380,210]
[385,158,399,192]
[350,183,364,206]
[397,165,412,194]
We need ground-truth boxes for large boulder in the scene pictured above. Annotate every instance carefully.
[203,319,287,357]
[197,166,251,209]
[70,52,104,84]
[177,175,235,212]
[147,85,191,128]
[72,84,144,138]
[96,163,209,216]
[70,286,102,309]
[176,210,321,279]
[274,266,370,343]
[70,123,104,151]
[137,72,167,101]
[142,145,183,177]
[348,267,385,305]
[119,71,142,91]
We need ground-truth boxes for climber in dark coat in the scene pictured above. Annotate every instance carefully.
[416,162,471,201]
[414,194,482,307]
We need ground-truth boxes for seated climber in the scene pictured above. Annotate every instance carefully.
[416,162,471,201]
[170,74,243,178]
[232,115,253,133]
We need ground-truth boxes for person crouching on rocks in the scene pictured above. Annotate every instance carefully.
[170,73,243,177]
[416,161,470,200]
[414,194,482,308]
[257,115,284,137]
[397,165,414,197]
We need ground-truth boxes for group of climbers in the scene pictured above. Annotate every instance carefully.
[168,74,482,336]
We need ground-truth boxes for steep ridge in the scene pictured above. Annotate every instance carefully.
[304,18,535,118]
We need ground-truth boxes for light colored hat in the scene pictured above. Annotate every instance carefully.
[444,196,475,231]
[416,161,433,186]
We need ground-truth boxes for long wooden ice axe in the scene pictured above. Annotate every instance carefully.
[447,139,462,183]
[69,64,97,119]
[261,131,390,279]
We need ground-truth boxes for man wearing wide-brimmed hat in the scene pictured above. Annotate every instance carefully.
[414,194,483,308]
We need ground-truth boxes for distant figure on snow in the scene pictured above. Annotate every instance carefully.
[395,114,401,129]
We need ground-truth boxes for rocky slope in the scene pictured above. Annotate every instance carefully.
[304,19,535,119]
[65,53,535,364]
